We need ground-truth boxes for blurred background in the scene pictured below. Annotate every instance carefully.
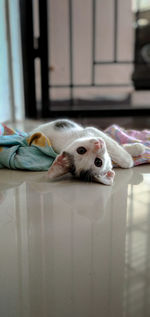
[0,0,150,122]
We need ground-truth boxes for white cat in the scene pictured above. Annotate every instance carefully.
[33,119,145,185]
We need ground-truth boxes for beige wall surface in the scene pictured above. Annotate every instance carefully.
[49,0,134,100]
[33,0,150,106]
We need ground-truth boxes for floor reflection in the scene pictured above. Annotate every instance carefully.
[124,177,150,317]
[0,166,150,317]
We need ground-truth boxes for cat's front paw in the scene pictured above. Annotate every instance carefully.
[132,144,145,156]
[123,143,145,157]
[119,157,134,168]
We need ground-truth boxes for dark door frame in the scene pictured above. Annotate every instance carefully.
[19,0,150,119]
[19,0,49,118]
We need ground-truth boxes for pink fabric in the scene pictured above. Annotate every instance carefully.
[105,125,150,166]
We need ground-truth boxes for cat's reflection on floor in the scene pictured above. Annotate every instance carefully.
[0,167,146,224]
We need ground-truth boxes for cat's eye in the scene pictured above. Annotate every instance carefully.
[77,146,87,155]
[94,157,102,167]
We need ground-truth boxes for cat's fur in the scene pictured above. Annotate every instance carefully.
[33,119,145,185]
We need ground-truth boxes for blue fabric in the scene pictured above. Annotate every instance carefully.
[0,124,57,170]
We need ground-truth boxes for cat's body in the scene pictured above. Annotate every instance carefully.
[33,119,145,185]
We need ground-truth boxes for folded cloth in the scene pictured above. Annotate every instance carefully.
[0,123,150,171]
[105,124,150,166]
[0,123,57,170]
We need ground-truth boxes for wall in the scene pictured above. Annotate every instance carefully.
[48,0,134,100]
[0,0,25,122]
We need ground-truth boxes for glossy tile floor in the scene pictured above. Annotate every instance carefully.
[0,119,150,317]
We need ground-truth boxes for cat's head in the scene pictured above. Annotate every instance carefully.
[48,137,115,185]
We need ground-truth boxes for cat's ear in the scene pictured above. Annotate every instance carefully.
[94,170,115,185]
[48,152,72,179]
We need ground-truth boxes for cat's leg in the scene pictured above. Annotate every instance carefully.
[84,127,134,168]
[122,143,145,156]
